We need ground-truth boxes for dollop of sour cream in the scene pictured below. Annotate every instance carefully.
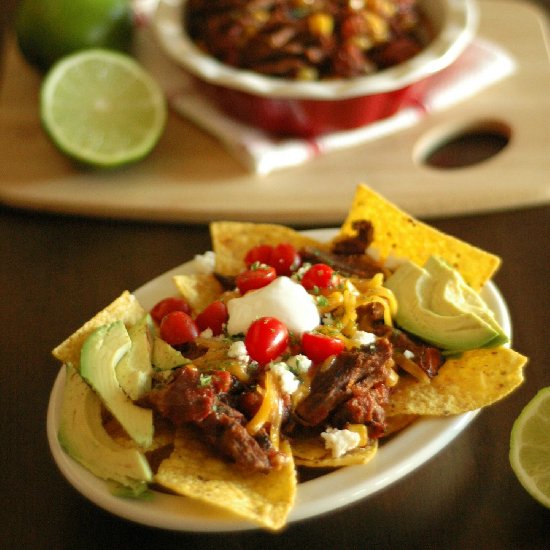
[227,276,320,336]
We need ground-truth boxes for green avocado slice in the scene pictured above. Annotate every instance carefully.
[423,256,508,347]
[58,365,152,493]
[115,314,154,400]
[385,259,502,352]
[152,335,191,371]
[80,321,153,448]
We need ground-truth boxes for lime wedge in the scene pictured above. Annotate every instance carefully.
[40,49,166,168]
[510,387,550,508]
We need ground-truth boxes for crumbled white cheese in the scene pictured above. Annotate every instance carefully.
[190,251,216,274]
[292,262,312,282]
[321,427,361,458]
[227,340,250,364]
[352,330,377,347]
[270,362,300,395]
[286,354,312,375]
[227,276,320,336]
[200,328,214,339]
[404,349,415,360]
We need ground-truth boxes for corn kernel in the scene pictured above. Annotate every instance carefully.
[308,12,334,37]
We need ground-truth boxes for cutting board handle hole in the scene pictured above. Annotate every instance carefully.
[416,119,511,169]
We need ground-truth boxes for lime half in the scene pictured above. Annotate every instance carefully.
[510,387,550,508]
[40,49,166,168]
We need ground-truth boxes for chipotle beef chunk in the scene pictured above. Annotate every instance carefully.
[357,301,445,378]
[301,221,386,279]
[140,366,283,473]
[294,339,393,435]
[199,403,277,474]
[331,220,374,255]
[332,381,389,439]
[379,324,444,378]
[139,366,215,425]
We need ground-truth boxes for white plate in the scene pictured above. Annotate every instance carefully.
[47,228,511,531]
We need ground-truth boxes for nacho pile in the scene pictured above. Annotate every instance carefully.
[52,184,527,531]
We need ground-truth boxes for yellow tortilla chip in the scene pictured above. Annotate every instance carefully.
[337,184,501,290]
[210,221,326,276]
[291,437,378,468]
[52,291,145,368]
[155,426,296,531]
[386,347,528,416]
[173,273,224,313]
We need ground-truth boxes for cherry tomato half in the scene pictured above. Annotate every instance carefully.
[244,244,273,267]
[236,266,277,294]
[195,300,228,336]
[150,296,191,325]
[301,332,345,364]
[271,243,301,276]
[160,311,199,346]
[245,317,289,365]
[300,263,335,291]
[244,243,302,276]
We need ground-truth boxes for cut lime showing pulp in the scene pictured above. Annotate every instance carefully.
[40,49,166,168]
[510,387,550,508]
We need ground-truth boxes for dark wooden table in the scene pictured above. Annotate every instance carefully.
[2,2,549,549]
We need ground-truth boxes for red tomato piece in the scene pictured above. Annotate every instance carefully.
[236,266,277,294]
[245,317,289,365]
[271,243,301,276]
[244,244,274,267]
[195,300,228,336]
[150,296,191,325]
[300,263,335,291]
[160,311,199,346]
[301,332,345,364]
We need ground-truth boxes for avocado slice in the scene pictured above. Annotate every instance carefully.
[423,256,508,347]
[385,259,501,352]
[58,365,152,493]
[80,321,153,448]
[116,314,154,400]
[152,336,191,371]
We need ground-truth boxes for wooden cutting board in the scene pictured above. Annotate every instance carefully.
[1,0,549,225]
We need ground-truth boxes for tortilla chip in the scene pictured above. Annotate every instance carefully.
[386,347,528,416]
[210,221,326,276]
[52,291,145,368]
[291,437,378,468]
[337,184,501,290]
[383,414,418,436]
[155,426,296,531]
[173,273,224,313]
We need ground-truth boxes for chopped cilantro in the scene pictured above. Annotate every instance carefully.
[316,295,329,307]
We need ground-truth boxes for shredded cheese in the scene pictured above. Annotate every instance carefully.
[246,371,277,435]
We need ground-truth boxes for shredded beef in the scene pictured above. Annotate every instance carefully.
[294,339,393,434]
[139,366,215,424]
[139,365,283,473]
[300,245,386,279]
[300,221,387,279]
[357,301,444,379]
[199,403,275,473]
[375,325,444,379]
[331,220,374,255]
[332,382,389,438]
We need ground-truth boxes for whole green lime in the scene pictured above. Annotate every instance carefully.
[15,0,134,72]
